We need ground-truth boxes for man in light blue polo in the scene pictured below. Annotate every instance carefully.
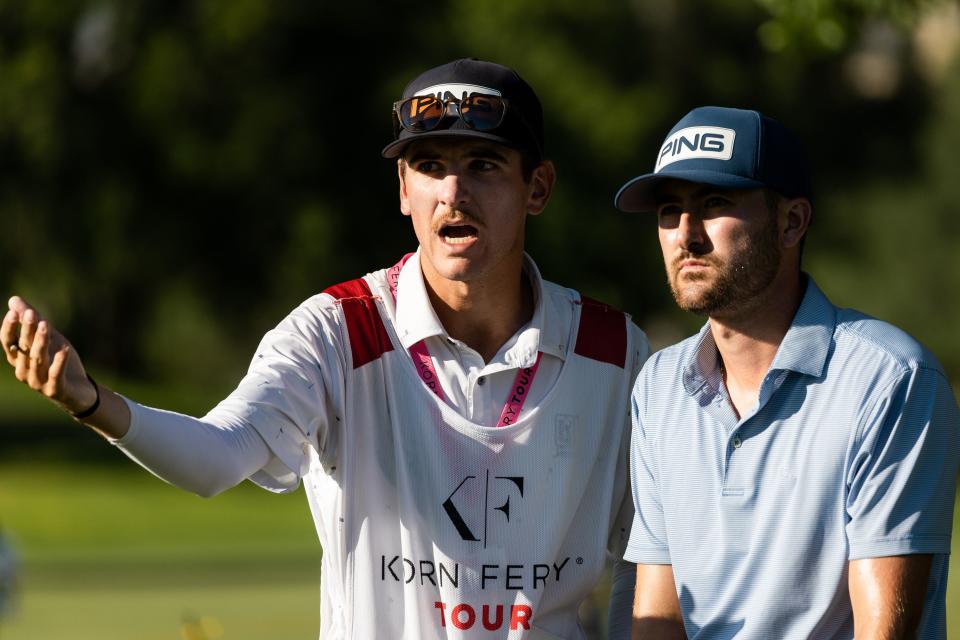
[615,106,960,639]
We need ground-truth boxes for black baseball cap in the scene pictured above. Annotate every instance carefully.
[381,58,545,160]
[615,106,812,213]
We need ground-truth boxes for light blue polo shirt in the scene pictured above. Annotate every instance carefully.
[626,277,960,639]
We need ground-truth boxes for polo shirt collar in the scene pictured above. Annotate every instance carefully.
[394,249,445,349]
[682,324,721,396]
[393,249,565,364]
[768,276,835,378]
[681,275,836,396]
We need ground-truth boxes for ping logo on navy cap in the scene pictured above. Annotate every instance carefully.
[615,106,811,213]
[382,58,544,160]
[655,126,735,172]
[415,83,502,99]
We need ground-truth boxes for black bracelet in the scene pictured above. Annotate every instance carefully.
[71,373,101,420]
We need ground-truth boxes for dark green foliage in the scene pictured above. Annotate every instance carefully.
[1,0,957,406]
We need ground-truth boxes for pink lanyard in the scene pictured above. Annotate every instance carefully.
[387,255,541,427]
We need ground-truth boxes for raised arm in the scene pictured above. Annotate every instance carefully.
[848,555,933,640]
[2,295,271,497]
[2,295,130,438]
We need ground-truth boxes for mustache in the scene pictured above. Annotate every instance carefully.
[671,251,716,269]
[432,209,481,234]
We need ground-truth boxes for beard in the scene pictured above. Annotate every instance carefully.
[667,216,782,317]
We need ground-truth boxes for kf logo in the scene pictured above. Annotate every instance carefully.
[442,470,525,548]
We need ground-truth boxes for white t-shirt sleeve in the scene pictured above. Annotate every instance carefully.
[111,297,345,495]
[113,399,273,497]
[203,297,346,492]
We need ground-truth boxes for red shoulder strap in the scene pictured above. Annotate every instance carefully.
[323,277,394,369]
[574,296,627,369]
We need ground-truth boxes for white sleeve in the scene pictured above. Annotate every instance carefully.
[202,297,344,491]
[113,398,272,498]
[114,297,344,496]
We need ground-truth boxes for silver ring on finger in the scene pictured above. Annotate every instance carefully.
[7,343,20,355]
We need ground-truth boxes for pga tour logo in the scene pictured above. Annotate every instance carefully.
[655,126,736,173]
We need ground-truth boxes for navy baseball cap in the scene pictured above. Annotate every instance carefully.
[614,106,811,213]
[381,58,545,160]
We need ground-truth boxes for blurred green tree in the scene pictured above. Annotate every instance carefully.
[0,0,957,414]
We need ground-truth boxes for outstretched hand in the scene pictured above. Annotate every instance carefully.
[2,296,98,417]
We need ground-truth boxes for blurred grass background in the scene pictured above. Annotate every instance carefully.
[0,457,321,640]
[3,0,960,637]
[1,378,958,638]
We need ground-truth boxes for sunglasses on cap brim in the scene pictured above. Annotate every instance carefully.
[392,93,509,137]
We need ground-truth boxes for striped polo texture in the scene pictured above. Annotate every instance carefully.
[626,277,960,639]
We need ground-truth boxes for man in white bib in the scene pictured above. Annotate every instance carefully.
[3,58,650,639]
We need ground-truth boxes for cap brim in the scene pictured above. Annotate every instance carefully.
[614,170,767,213]
[382,128,524,159]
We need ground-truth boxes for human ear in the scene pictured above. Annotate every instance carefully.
[398,159,412,217]
[781,198,812,249]
[526,160,556,216]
